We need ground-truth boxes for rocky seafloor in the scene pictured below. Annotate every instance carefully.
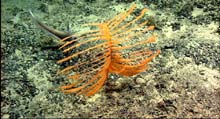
[1,0,220,118]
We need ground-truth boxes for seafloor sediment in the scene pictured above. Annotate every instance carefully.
[1,0,220,118]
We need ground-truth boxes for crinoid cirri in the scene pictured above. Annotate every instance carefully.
[57,4,161,96]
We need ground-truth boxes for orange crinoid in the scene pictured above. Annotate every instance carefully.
[57,4,160,96]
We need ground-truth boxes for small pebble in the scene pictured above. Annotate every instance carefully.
[111,91,120,98]
[2,114,10,118]
[136,78,146,84]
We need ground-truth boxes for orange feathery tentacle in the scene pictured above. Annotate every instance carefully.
[57,4,160,96]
